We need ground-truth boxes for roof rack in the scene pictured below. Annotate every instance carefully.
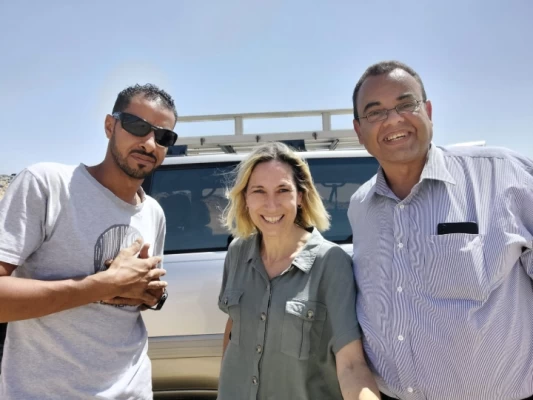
[171,109,362,155]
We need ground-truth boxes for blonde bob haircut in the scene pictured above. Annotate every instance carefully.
[222,142,330,239]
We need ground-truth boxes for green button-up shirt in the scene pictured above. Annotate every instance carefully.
[218,228,361,400]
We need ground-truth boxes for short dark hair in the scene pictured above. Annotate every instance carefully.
[352,61,427,120]
[112,83,178,123]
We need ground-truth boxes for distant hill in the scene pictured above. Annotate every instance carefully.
[0,174,15,200]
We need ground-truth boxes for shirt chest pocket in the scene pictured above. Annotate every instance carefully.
[421,234,489,302]
[219,290,244,345]
[281,299,327,360]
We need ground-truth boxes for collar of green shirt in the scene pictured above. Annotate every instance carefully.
[245,227,325,274]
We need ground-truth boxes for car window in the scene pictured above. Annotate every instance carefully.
[307,157,379,243]
[148,163,237,253]
[147,156,379,254]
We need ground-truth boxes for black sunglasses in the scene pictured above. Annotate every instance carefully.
[112,112,178,147]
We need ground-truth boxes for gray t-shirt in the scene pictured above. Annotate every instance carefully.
[0,163,166,400]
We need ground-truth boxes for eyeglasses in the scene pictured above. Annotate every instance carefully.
[112,112,178,147]
[360,100,423,123]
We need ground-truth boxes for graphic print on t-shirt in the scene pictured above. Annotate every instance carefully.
[94,224,143,273]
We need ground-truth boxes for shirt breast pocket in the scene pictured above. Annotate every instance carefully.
[281,299,327,360]
[218,290,244,345]
[422,234,489,302]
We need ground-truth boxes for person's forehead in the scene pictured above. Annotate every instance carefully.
[124,95,175,128]
[249,160,294,182]
[359,69,422,105]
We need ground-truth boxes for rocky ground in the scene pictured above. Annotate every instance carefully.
[0,174,15,200]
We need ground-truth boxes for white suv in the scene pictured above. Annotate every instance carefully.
[141,147,379,398]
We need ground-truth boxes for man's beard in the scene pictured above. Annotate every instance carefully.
[110,133,155,179]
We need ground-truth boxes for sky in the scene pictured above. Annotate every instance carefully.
[0,0,532,174]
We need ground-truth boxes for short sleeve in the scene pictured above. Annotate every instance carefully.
[218,240,235,314]
[154,213,166,268]
[321,246,361,354]
[218,238,242,314]
[0,170,47,265]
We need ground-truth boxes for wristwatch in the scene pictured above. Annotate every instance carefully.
[145,288,168,311]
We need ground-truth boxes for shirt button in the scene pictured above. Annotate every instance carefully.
[256,345,262,353]
[252,376,258,385]
[307,310,314,320]
[398,335,404,341]
[407,387,414,393]
[260,312,267,321]
[399,204,405,210]
[397,286,403,293]
[398,242,404,249]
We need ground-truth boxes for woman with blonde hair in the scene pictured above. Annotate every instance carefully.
[217,142,379,400]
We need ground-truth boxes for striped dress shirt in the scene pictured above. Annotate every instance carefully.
[348,145,533,400]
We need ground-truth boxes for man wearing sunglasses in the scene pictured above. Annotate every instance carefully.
[347,61,533,400]
[0,83,178,399]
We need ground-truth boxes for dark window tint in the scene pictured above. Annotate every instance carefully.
[147,157,379,254]
[148,163,238,253]
[307,157,379,243]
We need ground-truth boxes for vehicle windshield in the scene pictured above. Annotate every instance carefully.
[147,156,379,253]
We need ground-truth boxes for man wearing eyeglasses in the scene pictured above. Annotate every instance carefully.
[0,84,178,399]
[348,61,533,400]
